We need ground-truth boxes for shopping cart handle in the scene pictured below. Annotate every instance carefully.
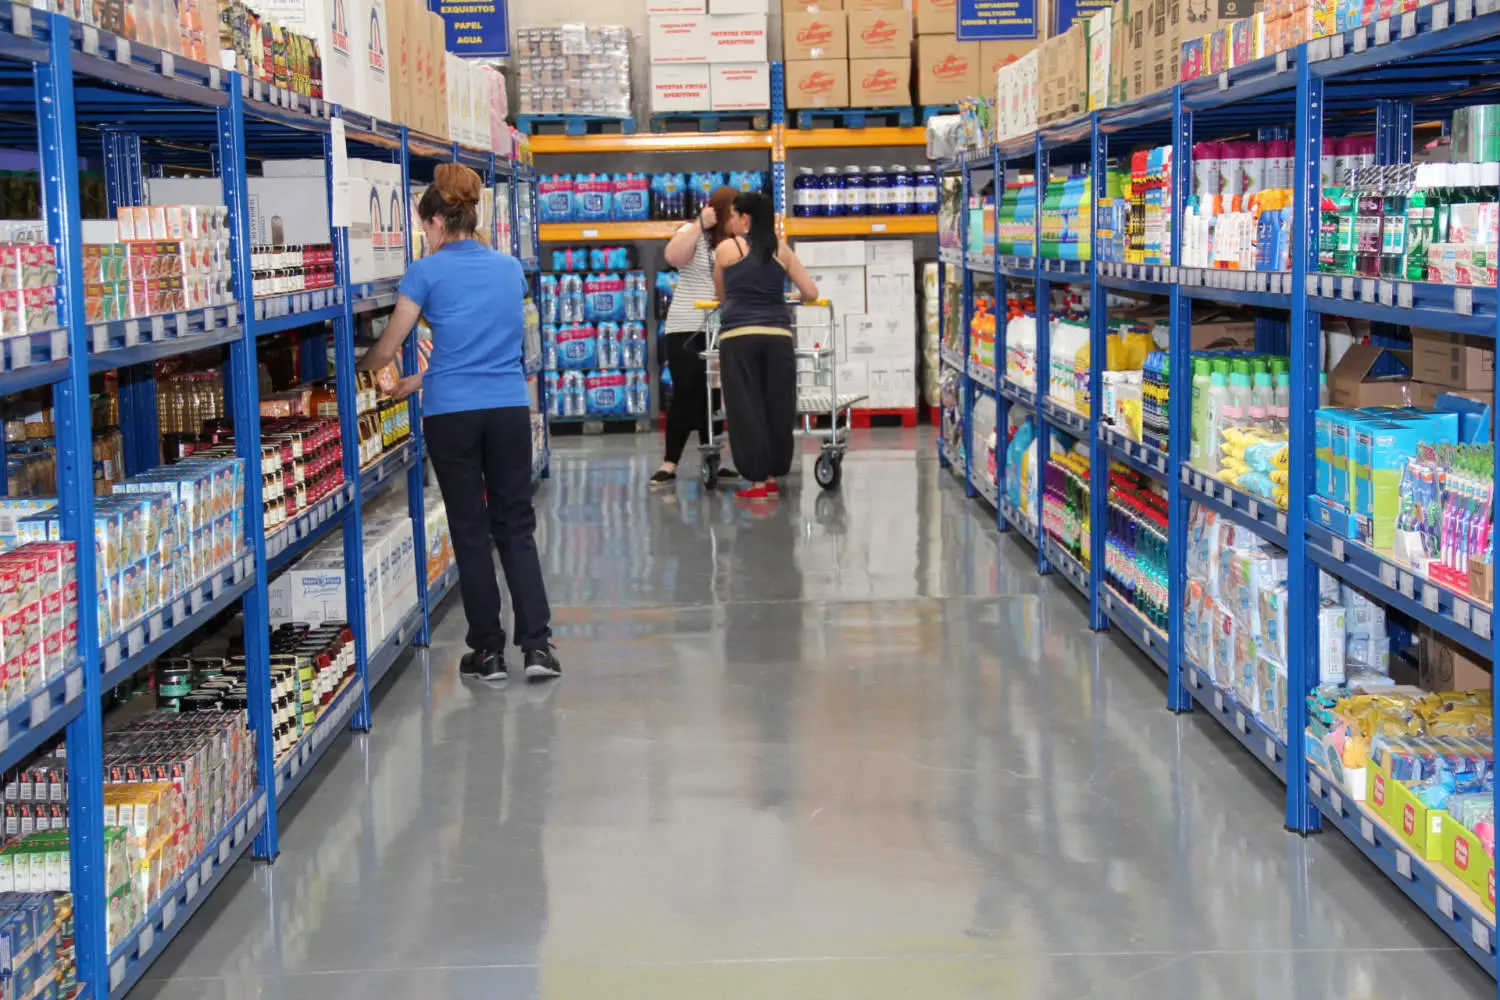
[693,300,720,309]
[798,298,830,307]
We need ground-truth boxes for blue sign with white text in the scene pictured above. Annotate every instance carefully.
[956,0,1038,40]
[1052,0,1110,32]
[429,0,509,58]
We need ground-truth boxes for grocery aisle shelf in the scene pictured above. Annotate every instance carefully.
[1310,767,1498,975]
[965,250,994,271]
[1098,260,1171,292]
[0,666,84,776]
[999,497,1040,550]
[274,678,361,808]
[1000,380,1036,410]
[784,215,936,237]
[1178,267,1292,310]
[99,556,256,694]
[349,277,402,314]
[360,440,418,503]
[1185,663,1289,782]
[1099,585,1168,673]
[938,247,963,267]
[997,255,1037,279]
[1041,398,1088,437]
[265,483,357,576]
[367,602,426,693]
[971,469,998,508]
[1180,468,1289,547]
[428,565,459,611]
[1306,524,1494,659]
[0,328,71,396]
[1039,258,1091,281]
[251,295,343,337]
[1306,277,1499,337]
[1043,537,1089,599]
[939,439,961,471]
[1100,425,1170,480]
[967,360,996,390]
[87,306,239,371]
[531,131,773,154]
[106,793,267,1000]
[538,221,684,242]
[783,126,927,148]
[940,346,965,371]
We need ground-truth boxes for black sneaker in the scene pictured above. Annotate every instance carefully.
[650,470,677,487]
[460,649,507,682]
[523,646,562,681]
[717,467,740,481]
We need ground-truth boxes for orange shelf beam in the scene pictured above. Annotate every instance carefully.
[539,221,687,242]
[783,215,938,237]
[782,127,929,149]
[529,132,774,154]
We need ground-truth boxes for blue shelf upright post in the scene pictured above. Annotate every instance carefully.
[399,129,432,649]
[41,16,105,992]
[1166,85,1193,713]
[994,149,1010,531]
[1087,114,1107,630]
[219,84,278,861]
[1032,135,1051,575]
[329,112,373,732]
[1285,58,1323,835]
[100,129,159,476]
[959,160,976,499]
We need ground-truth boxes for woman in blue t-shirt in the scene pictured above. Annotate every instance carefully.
[359,163,558,684]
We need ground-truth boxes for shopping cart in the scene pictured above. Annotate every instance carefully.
[693,299,867,490]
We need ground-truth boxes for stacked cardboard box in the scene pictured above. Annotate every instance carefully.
[913,0,980,108]
[648,2,771,115]
[783,0,913,110]
[516,24,634,119]
[798,240,919,411]
[1037,21,1085,122]
[268,512,417,646]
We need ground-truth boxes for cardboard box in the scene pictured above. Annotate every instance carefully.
[783,11,848,59]
[1410,328,1495,390]
[1420,627,1492,693]
[1370,757,1444,862]
[1440,818,1497,912]
[1326,345,1419,408]
[711,62,772,109]
[1087,6,1111,108]
[782,0,841,9]
[979,40,1034,99]
[913,0,957,33]
[387,0,410,126]
[849,57,911,106]
[915,36,980,105]
[707,13,769,60]
[848,10,911,57]
[807,265,867,319]
[429,11,448,138]
[649,14,710,62]
[358,0,391,121]
[796,240,867,267]
[784,59,850,107]
[710,0,766,10]
[649,0,707,11]
[651,64,713,111]
[848,0,904,7]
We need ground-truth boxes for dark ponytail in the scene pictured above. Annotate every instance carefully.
[417,162,481,237]
[733,191,777,264]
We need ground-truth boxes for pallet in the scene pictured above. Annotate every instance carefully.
[851,407,918,429]
[649,111,770,133]
[921,105,959,123]
[920,403,941,425]
[793,106,915,130]
[516,114,638,136]
[549,416,652,435]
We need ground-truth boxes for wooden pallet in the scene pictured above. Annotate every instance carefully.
[793,106,915,130]
[516,114,638,136]
[921,105,959,123]
[649,111,770,133]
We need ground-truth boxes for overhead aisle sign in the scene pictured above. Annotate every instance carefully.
[956,0,1039,40]
[1052,0,1110,32]
[430,0,510,57]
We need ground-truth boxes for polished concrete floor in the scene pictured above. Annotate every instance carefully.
[133,430,1495,1000]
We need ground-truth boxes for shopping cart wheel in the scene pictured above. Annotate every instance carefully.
[814,451,841,490]
[700,454,720,487]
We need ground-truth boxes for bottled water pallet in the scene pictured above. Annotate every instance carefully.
[649,111,770,133]
[793,106,915,129]
[921,105,959,123]
[516,114,638,136]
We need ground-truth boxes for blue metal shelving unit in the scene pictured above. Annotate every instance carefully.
[945,6,1500,985]
[0,12,545,995]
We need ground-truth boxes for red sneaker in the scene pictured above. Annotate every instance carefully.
[766,480,780,496]
[735,483,773,502]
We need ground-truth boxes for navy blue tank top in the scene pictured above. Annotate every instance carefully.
[720,239,792,333]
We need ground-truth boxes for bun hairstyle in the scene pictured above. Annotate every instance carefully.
[418,162,481,237]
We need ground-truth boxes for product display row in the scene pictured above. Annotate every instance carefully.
[938,14,1500,980]
[538,172,770,225]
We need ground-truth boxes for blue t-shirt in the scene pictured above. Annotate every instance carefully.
[397,240,530,417]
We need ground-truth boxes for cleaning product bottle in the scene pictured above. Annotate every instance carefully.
[1271,357,1291,432]
[1404,162,1434,281]
[1380,162,1413,279]
[1250,357,1274,432]
[1204,359,1230,475]
[1333,185,1358,275]
[1354,164,1385,277]
[1191,357,1212,469]
[1227,358,1252,442]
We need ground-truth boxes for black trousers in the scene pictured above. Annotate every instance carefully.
[662,332,722,465]
[425,406,552,653]
[719,333,796,483]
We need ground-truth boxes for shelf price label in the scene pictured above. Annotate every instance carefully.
[1396,852,1412,879]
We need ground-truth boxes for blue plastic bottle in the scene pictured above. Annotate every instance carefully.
[864,165,889,216]
[914,165,939,215]
[841,165,865,217]
[821,167,844,218]
[793,167,817,218]
[890,165,914,215]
